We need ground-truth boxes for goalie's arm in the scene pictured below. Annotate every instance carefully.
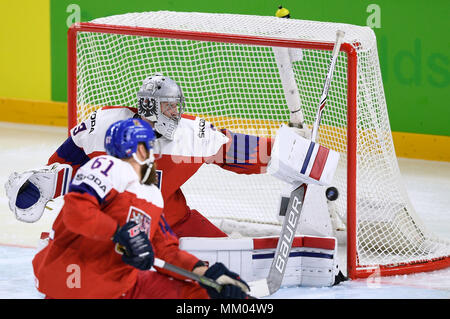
[5,136,95,223]
[5,115,104,223]
[206,129,274,174]
[47,135,92,172]
[207,126,312,175]
[48,114,103,170]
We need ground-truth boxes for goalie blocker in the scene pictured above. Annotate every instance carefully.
[267,124,340,186]
[179,235,341,289]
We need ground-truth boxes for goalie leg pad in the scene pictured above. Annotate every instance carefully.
[4,163,72,223]
[179,235,340,288]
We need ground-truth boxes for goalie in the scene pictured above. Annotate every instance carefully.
[5,73,343,289]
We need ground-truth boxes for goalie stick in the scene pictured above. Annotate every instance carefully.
[311,30,346,143]
[249,30,346,298]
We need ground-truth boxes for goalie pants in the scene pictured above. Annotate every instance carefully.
[120,270,209,299]
[171,209,228,238]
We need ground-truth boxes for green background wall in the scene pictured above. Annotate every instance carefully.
[1,1,448,137]
[49,0,449,136]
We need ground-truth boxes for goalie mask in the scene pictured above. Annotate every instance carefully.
[137,73,185,140]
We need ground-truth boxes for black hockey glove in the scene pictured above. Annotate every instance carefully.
[112,221,154,270]
[201,262,250,299]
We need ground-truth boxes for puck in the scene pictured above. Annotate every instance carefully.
[326,186,339,201]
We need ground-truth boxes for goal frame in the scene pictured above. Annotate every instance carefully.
[67,22,449,279]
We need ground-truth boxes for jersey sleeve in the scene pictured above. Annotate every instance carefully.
[47,135,92,175]
[46,111,105,175]
[152,214,201,279]
[212,129,274,175]
[61,191,118,241]
[61,156,120,240]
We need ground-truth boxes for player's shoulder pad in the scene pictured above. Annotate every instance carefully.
[70,106,138,154]
[71,155,137,200]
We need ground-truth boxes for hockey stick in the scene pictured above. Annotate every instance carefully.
[251,186,347,294]
[249,184,306,297]
[117,242,255,298]
[117,243,255,298]
[249,30,346,298]
[153,258,257,299]
[311,30,346,142]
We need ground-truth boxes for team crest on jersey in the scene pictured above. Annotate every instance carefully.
[127,206,152,235]
[115,206,152,255]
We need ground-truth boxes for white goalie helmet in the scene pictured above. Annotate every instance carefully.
[137,73,185,140]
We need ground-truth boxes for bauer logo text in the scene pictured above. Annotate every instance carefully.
[275,191,303,274]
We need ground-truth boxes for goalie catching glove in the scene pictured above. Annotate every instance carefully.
[4,163,72,223]
[112,221,155,271]
[200,262,250,299]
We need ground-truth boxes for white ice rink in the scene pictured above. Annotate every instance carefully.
[0,121,449,299]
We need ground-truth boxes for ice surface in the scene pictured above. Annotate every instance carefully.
[0,122,448,299]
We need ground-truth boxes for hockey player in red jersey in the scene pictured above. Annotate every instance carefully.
[6,73,272,238]
[32,118,250,299]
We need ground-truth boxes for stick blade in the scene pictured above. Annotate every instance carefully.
[268,184,306,288]
[249,184,307,298]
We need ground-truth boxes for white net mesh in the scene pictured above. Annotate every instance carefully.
[72,11,449,274]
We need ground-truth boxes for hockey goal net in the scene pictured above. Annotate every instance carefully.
[67,11,449,279]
